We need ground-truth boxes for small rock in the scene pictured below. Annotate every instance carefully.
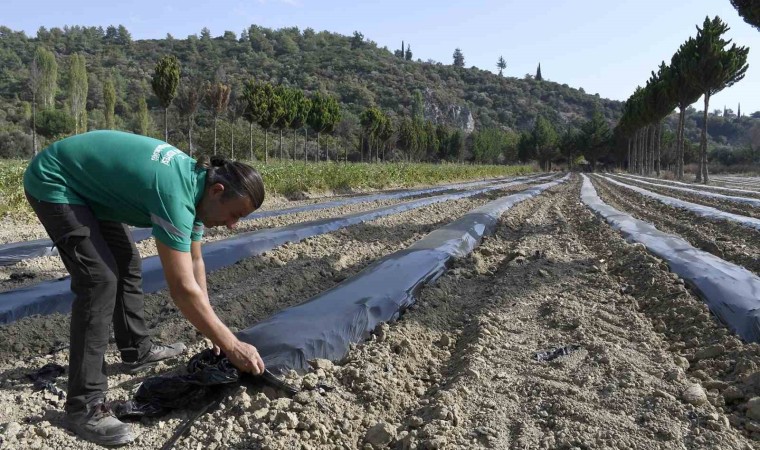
[695,345,725,361]
[252,408,269,421]
[704,380,728,391]
[308,359,334,372]
[538,269,550,278]
[746,397,760,421]
[3,422,20,440]
[364,422,396,447]
[664,368,684,382]
[681,384,708,406]
[745,420,760,433]
[294,391,316,405]
[274,411,299,429]
[654,389,676,401]
[301,373,319,390]
[406,416,424,428]
[270,398,291,410]
[674,356,690,370]
[723,386,744,401]
[465,368,480,379]
[423,437,448,449]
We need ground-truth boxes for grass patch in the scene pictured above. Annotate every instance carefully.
[1,159,534,219]
[0,160,30,219]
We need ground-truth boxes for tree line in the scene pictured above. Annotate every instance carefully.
[614,16,749,183]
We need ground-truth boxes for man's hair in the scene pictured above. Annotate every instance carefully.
[196,156,265,209]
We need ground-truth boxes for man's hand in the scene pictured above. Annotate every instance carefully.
[225,339,265,375]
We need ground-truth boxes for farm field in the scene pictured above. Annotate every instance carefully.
[1,173,760,449]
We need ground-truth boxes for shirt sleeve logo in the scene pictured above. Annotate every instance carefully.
[150,144,187,166]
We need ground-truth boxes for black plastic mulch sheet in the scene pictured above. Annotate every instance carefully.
[236,175,569,373]
[113,349,298,419]
[113,350,240,418]
[0,175,553,324]
[599,175,760,231]
[581,175,760,342]
[0,176,522,267]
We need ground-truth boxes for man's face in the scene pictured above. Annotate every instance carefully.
[197,183,256,230]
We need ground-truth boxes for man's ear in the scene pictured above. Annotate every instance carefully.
[211,183,225,197]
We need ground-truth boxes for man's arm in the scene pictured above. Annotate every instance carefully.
[191,241,208,299]
[156,240,264,374]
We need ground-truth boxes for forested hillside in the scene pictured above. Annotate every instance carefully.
[0,24,756,169]
[0,24,620,162]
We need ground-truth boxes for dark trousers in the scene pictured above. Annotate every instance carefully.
[25,192,152,413]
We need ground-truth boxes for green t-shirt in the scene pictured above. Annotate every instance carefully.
[24,130,206,252]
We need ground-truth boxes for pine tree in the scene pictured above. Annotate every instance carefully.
[274,85,296,159]
[452,48,465,67]
[287,89,311,160]
[496,56,507,77]
[730,0,760,31]
[689,16,749,183]
[151,55,181,142]
[242,80,267,161]
[536,63,543,81]
[307,92,341,161]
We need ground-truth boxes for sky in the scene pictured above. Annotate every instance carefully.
[5,0,760,114]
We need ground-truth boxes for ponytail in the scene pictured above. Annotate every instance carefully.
[196,156,265,209]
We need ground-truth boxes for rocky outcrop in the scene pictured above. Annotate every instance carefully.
[422,89,476,134]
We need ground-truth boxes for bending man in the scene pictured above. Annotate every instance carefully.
[23,130,266,446]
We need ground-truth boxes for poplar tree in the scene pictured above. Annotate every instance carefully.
[136,96,150,135]
[175,82,200,156]
[103,78,116,129]
[151,55,181,142]
[536,63,543,81]
[204,81,231,153]
[28,56,42,154]
[34,47,57,109]
[68,53,88,134]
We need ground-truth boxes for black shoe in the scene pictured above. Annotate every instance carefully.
[64,400,135,446]
[125,342,186,374]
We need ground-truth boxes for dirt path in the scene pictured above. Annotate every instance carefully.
[592,177,760,276]
[1,176,759,449]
